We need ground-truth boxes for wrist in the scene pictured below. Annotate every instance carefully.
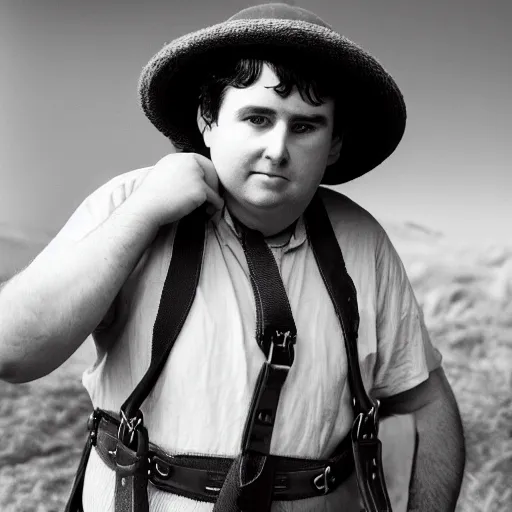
[112,195,162,238]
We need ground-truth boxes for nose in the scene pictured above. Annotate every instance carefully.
[263,123,289,167]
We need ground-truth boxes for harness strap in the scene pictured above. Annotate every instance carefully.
[112,208,207,512]
[213,224,298,512]
[120,207,207,422]
[305,195,370,415]
[113,416,149,512]
[90,410,354,502]
[64,430,93,512]
[305,195,392,512]
[241,225,297,356]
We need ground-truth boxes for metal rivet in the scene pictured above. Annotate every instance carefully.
[257,411,273,425]
[121,477,126,487]
[155,461,170,478]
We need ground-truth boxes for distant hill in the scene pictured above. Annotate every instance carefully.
[384,220,443,244]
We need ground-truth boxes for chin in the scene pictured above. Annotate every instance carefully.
[242,191,289,210]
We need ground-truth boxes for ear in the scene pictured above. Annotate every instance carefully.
[196,106,213,148]
[326,133,343,166]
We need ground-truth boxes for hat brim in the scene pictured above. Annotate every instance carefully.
[138,19,406,185]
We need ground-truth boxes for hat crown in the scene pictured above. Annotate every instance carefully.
[228,3,331,29]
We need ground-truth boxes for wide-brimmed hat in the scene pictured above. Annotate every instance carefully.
[138,3,406,185]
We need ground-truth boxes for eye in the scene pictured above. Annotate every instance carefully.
[292,123,315,134]
[246,115,269,126]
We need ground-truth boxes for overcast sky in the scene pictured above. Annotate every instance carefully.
[1,0,510,246]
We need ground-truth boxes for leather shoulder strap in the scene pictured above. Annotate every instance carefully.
[304,195,392,512]
[121,207,206,420]
[304,193,374,416]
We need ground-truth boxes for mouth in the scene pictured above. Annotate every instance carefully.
[250,171,289,181]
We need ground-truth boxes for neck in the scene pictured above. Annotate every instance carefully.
[225,197,301,237]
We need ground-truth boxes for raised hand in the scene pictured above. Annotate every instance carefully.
[129,153,224,228]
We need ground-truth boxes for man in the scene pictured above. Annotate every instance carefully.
[0,3,464,511]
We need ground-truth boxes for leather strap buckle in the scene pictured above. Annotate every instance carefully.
[266,329,296,368]
[118,409,144,447]
[313,466,335,495]
[353,399,380,441]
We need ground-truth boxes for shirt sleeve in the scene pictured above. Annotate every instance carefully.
[41,168,151,330]
[45,168,151,248]
[371,227,442,398]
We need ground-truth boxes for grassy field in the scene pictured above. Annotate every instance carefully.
[0,223,511,511]
[387,224,512,511]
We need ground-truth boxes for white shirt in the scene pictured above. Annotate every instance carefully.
[53,169,441,511]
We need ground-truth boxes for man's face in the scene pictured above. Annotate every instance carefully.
[200,64,341,220]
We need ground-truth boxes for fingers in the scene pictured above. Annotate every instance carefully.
[194,154,224,211]
[194,154,220,194]
[204,183,224,211]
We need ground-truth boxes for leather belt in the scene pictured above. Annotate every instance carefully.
[89,409,355,503]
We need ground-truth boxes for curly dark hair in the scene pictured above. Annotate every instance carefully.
[198,52,342,137]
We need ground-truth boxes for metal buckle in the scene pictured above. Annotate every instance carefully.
[313,465,333,495]
[204,485,221,494]
[354,399,380,441]
[118,409,143,447]
[266,329,296,367]
[203,473,224,495]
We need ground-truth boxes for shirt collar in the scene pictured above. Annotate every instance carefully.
[210,206,307,251]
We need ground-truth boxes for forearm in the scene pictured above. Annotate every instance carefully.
[0,199,159,383]
[407,386,465,511]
